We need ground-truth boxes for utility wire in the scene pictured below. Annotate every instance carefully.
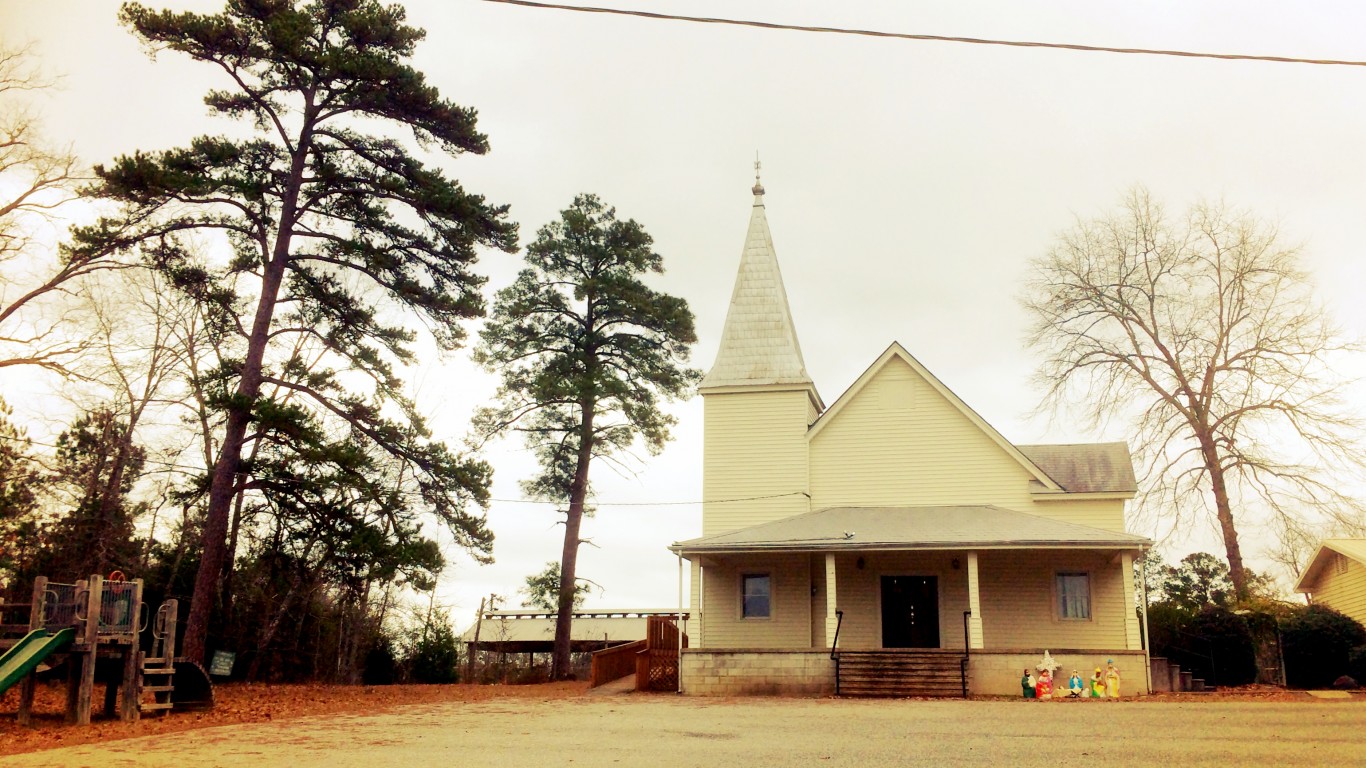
[1,434,802,508]
[480,0,1366,69]
[489,491,808,507]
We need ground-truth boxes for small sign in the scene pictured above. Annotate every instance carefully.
[209,650,236,677]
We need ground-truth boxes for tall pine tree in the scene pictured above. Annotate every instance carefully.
[73,0,516,662]
[474,194,698,679]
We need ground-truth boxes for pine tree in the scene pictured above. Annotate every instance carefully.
[73,0,516,661]
[474,194,699,679]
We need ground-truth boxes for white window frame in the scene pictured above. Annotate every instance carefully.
[741,573,772,620]
[1055,571,1092,621]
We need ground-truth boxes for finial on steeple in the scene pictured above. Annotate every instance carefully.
[752,152,764,196]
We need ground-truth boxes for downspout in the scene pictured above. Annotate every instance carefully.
[1140,550,1153,695]
[677,551,684,695]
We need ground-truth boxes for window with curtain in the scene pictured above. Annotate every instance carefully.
[1056,572,1091,620]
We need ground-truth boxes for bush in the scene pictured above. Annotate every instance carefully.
[405,611,461,684]
[1282,605,1366,689]
[1146,603,1257,687]
[1350,645,1366,685]
[362,635,398,685]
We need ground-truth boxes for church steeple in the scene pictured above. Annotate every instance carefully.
[700,169,822,409]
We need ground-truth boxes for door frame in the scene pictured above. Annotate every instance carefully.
[877,572,943,649]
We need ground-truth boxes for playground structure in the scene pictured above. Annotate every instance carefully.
[0,574,214,725]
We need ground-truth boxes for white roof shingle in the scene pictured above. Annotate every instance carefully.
[671,505,1151,554]
[699,187,818,396]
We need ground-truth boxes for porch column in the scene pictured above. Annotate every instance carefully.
[824,553,839,648]
[1121,552,1142,650]
[689,559,703,647]
[966,551,984,649]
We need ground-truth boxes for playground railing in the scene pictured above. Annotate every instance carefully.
[98,581,139,634]
[43,582,81,630]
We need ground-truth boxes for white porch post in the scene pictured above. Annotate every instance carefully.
[1120,552,1142,650]
[689,558,703,647]
[824,553,839,648]
[966,551,984,649]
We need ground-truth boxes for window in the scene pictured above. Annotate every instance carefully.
[742,574,771,619]
[1056,572,1091,620]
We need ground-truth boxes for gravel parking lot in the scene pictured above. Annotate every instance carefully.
[5,694,1363,768]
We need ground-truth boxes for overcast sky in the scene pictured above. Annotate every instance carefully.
[4,0,1366,627]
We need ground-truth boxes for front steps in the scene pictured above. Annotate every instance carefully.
[836,650,966,698]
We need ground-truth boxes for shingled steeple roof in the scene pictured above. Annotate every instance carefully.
[699,171,822,408]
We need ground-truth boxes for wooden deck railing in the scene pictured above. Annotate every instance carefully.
[637,616,688,692]
[589,640,645,688]
[587,616,689,691]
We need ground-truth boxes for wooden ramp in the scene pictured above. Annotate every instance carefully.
[589,615,687,692]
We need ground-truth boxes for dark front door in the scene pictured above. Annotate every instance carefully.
[881,575,940,648]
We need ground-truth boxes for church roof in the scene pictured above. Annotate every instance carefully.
[699,179,820,404]
[671,505,1151,554]
[1017,443,1138,495]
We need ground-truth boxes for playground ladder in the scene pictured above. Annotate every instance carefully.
[140,598,178,713]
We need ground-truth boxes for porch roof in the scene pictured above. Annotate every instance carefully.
[670,505,1151,554]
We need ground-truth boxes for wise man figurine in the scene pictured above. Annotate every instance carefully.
[1105,659,1122,698]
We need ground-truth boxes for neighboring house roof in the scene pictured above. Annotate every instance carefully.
[459,609,689,652]
[698,182,822,407]
[807,343,1065,492]
[1294,539,1366,593]
[671,505,1151,554]
[1017,443,1138,495]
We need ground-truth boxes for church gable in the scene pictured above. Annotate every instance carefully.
[807,344,1058,509]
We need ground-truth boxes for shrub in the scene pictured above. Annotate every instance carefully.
[405,613,461,684]
[1186,607,1258,686]
[362,635,398,685]
[1350,645,1366,685]
[1282,605,1366,689]
[1146,603,1257,687]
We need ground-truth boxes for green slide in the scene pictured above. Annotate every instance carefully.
[0,628,74,696]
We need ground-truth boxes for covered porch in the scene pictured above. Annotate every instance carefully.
[672,505,1152,696]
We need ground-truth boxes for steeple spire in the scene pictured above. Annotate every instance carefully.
[700,169,820,407]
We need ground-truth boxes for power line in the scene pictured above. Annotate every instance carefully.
[489,491,808,507]
[480,0,1366,69]
[0,433,210,473]
[1,434,800,509]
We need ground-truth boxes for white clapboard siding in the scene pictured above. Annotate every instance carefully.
[704,550,1134,651]
[703,389,812,535]
[976,550,1129,649]
[821,551,970,651]
[1313,556,1366,627]
[701,554,812,648]
[810,358,1036,509]
[1028,498,1127,533]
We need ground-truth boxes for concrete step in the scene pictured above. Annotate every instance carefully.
[837,652,966,698]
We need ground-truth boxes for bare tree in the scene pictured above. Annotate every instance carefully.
[0,42,120,377]
[1023,187,1363,600]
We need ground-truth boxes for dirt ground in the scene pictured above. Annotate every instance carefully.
[3,682,1363,767]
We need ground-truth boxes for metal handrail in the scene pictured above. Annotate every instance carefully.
[829,609,844,660]
[831,609,844,696]
[961,611,972,698]
[153,602,170,640]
